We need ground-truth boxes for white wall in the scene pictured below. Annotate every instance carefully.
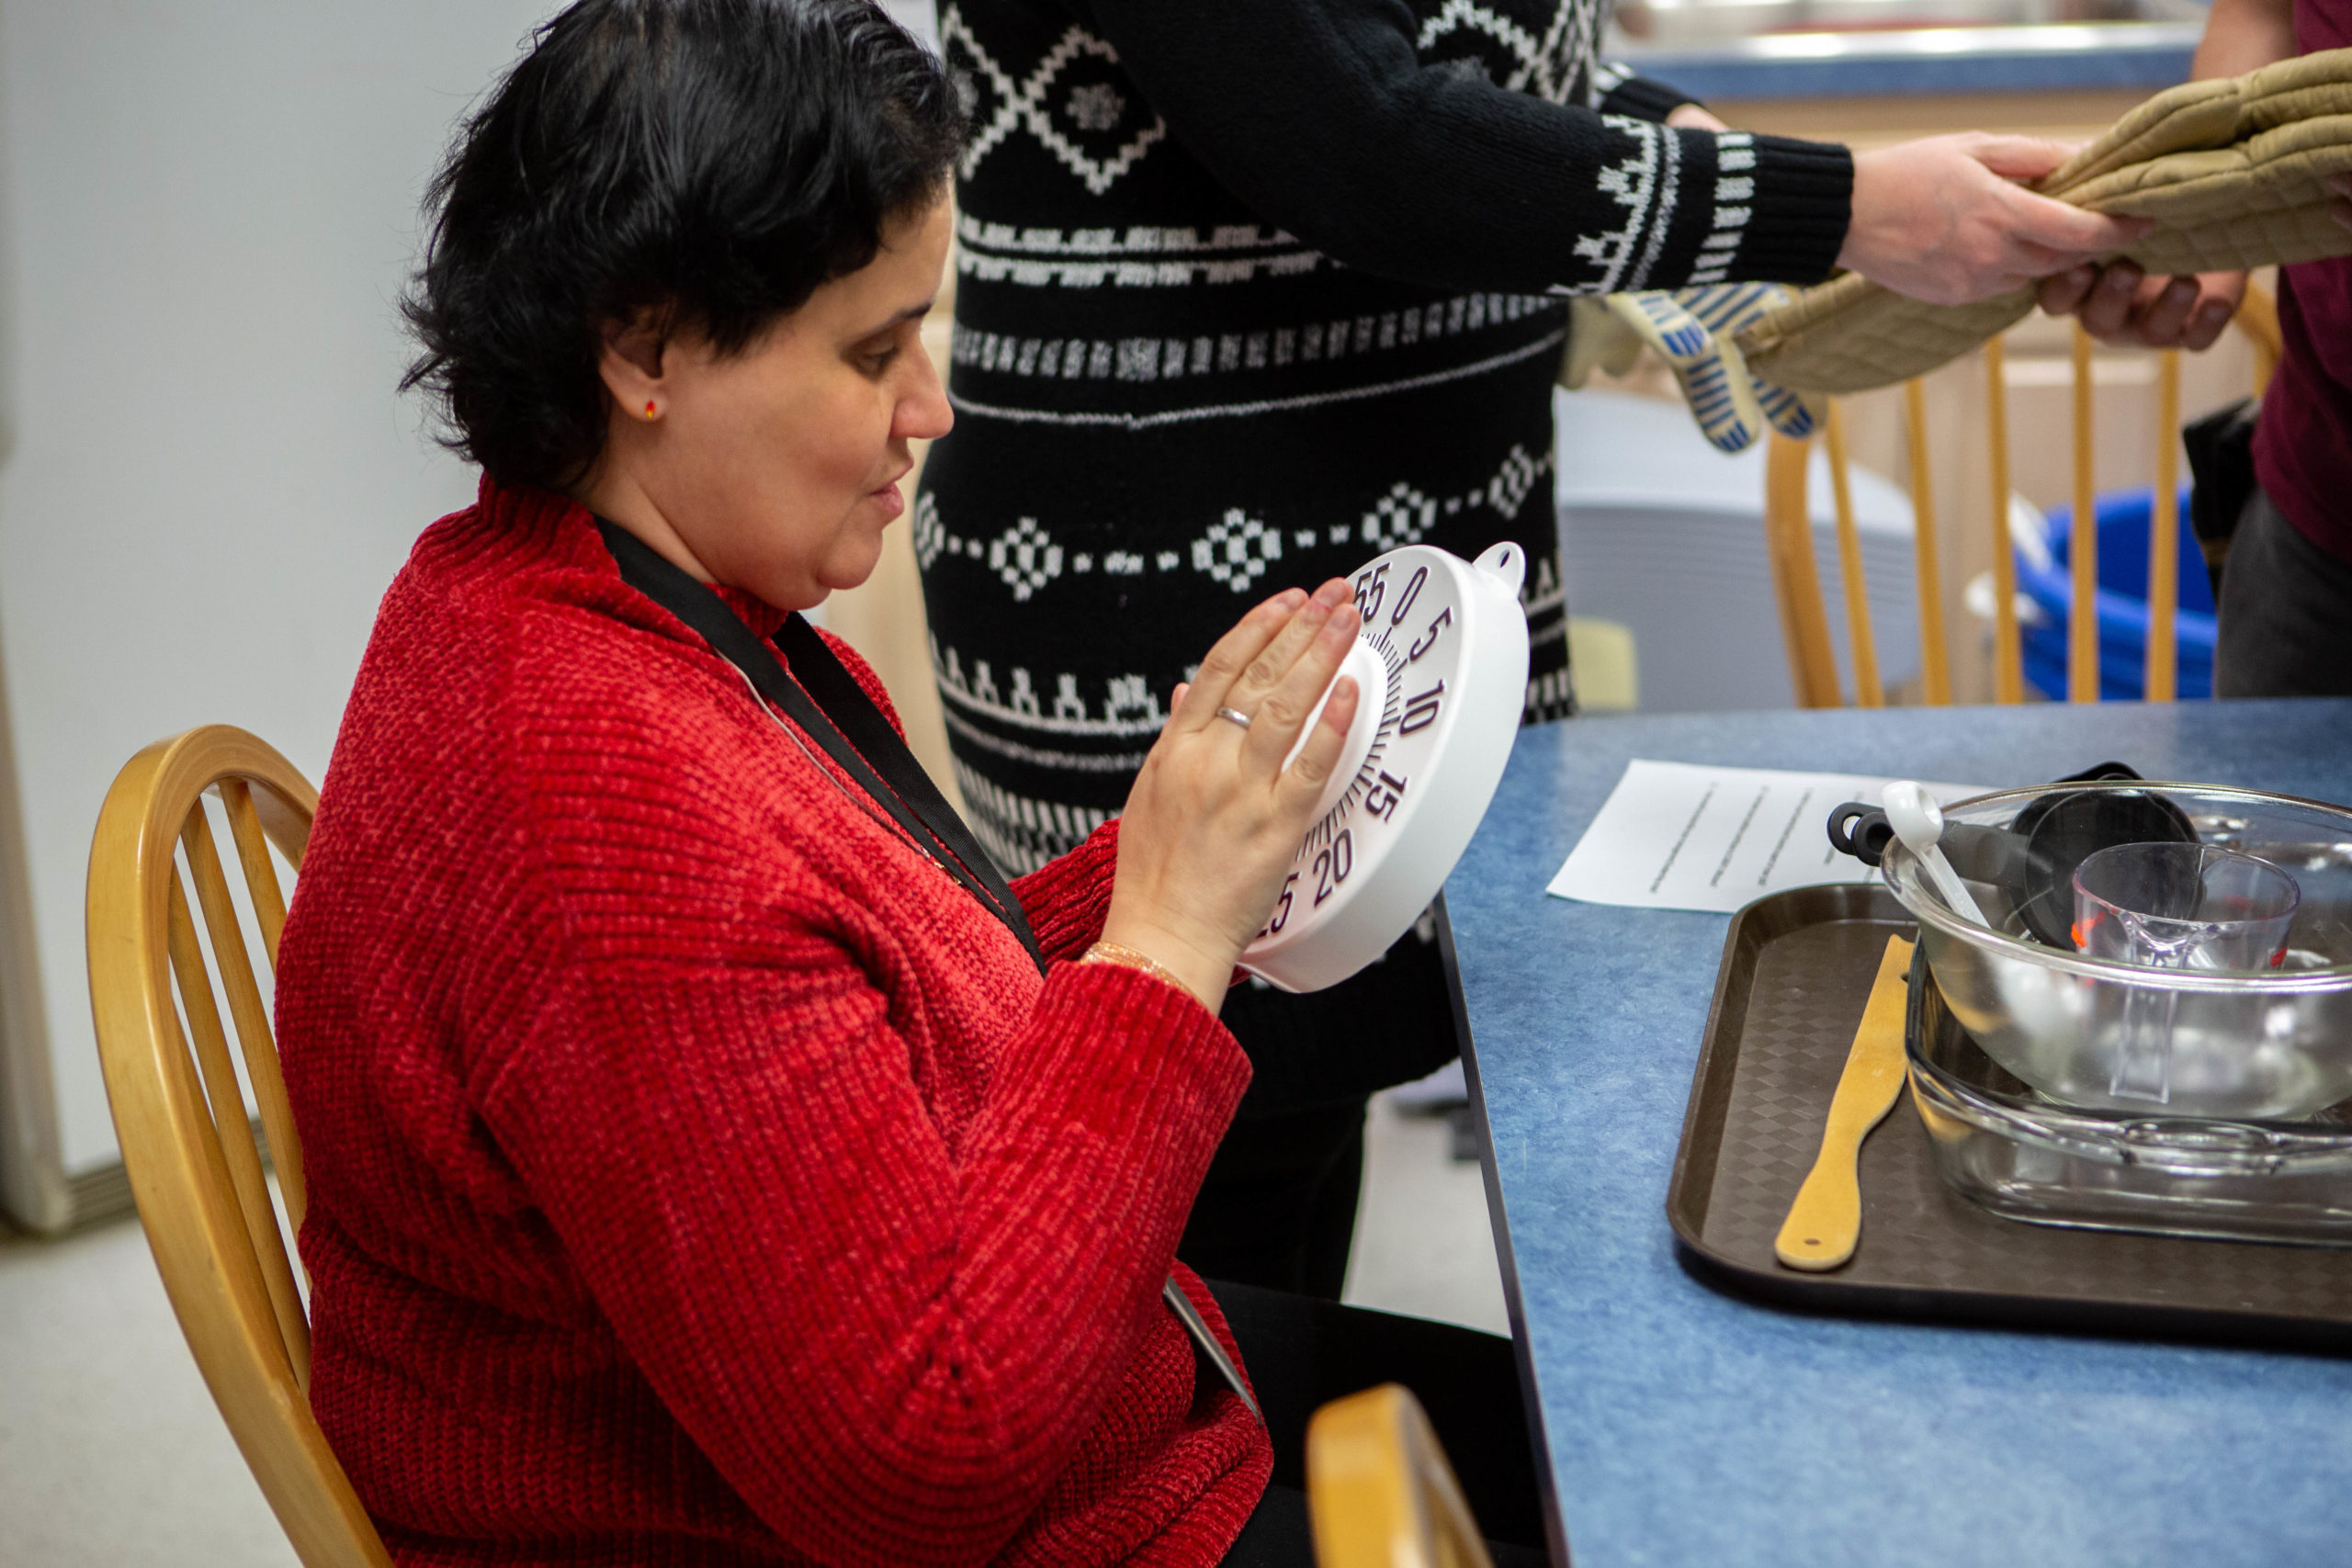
[0,1,557,1219]
[878,0,938,52]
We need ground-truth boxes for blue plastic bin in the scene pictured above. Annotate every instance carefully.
[2018,484,2214,702]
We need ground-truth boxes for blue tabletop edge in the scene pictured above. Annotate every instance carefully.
[1441,701,2352,1568]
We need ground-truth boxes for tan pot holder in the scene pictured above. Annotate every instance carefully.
[1734,49,2352,395]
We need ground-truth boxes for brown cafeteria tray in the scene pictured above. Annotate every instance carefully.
[1666,883,2352,1353]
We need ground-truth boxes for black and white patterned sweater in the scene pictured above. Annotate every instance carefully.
[916,0,1852,1109]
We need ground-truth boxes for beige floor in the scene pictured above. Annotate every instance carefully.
[0,1201,302,1565]
[0,1085,1503,1564]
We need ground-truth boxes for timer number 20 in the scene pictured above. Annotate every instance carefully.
[1313,829,1353,907]
[1259,827,1354,936]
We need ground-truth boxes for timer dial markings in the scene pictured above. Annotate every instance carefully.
[1302,630,1407,853]
[1304,557,1457,863]
[1245,540,1528,994]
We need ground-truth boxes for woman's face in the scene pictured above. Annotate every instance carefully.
[582,197,955,610]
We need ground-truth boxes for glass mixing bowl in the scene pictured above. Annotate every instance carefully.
[1883,783,2352,1120]
[1905,944,2352,1246]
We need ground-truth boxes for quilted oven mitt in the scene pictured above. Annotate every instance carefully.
[1563,284,1825,454]
[1734,48,2352,395]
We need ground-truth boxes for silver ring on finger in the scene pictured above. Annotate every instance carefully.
[1215,705,1253,731]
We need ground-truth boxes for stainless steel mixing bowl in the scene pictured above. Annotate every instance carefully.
[1883,783,2352,1120]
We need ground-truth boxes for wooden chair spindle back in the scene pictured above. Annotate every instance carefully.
[1761,282,2278,710]
[2069,322,2100,703]
[86,724,391,1568]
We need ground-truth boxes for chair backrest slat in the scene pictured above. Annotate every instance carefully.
[1763,434,1846,706]
[89,724,390,1568]
[2147,351,2184,702]
[1902,379,1953,705]
[2238,282,2281,394]
[2069,323,2101,703]
[1824,402,1885,707]
[1765,288,2272,711]
[220,778,293,967]
[165,866,311,1389]
[1984,337,2028,703]
[181,799,311,1269]
[147,924,287,1365]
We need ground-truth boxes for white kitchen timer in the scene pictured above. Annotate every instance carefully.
[1238,540,1531,993]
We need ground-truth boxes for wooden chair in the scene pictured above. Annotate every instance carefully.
[85,725,392,1568]
[1762,283,2283,708]
[1307,1383,1497,1568]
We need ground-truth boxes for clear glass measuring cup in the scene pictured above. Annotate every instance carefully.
[2072,841,2301,1104]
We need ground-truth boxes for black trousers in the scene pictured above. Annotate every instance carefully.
[1204,1280,1551,1566]
[1178,1099,1369,1300]
[2215,487,2352,698]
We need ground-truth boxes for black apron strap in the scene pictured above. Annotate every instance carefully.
[772,615,1040,941]
[595,520,1254,1422]
[594,519,1046,973]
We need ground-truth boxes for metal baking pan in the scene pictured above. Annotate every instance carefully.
[1666,884,2352,1353]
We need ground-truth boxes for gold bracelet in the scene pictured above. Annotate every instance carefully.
[1077,940,1200,1004]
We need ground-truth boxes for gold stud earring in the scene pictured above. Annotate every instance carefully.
[642,400,659,420]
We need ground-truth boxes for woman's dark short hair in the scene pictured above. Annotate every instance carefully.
[402,0,964,491]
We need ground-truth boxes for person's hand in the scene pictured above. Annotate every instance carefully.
[1837,134,2154,307]
[2033,174,2352,348]
[2036,261,2247,350]
[1666,104,1731,133]
[1101,581,1362,1010]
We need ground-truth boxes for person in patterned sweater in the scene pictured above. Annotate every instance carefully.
[920,0,2148,1298]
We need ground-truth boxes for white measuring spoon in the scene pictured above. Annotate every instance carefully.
[1882,780,1992,929]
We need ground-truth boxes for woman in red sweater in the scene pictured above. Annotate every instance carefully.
[277,3,1544,1563]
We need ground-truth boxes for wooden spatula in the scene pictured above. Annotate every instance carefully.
[1775,934,1915,1272]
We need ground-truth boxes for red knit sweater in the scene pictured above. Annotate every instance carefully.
[276,477,1271,1567]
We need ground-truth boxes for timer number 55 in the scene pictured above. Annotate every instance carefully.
[1354,560,1434,629]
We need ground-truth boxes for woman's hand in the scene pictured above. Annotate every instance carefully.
[1101,581,1363,1011]
[2036,261,2247,350]
[1837,134,2153,307]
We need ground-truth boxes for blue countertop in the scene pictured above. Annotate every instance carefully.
[1445,699,2352,1568]
[1622,24,2197,99]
